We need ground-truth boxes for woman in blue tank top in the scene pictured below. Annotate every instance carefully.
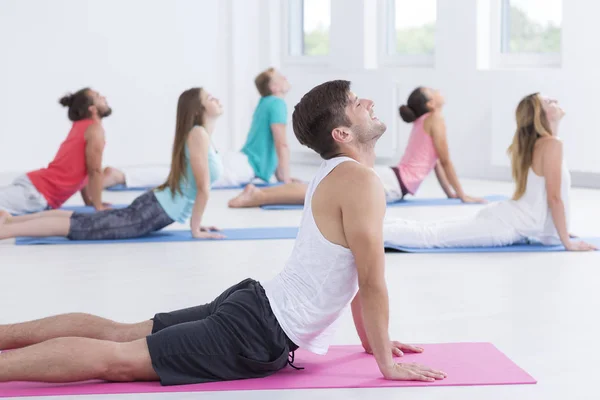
[0,88,225,241]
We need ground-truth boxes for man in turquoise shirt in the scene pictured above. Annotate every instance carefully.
[212,68,293,190]
[241,68,291,183]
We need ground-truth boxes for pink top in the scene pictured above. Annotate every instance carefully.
[396,113,438,195]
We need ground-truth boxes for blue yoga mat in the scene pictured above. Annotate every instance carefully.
[104,184,150,192]
[105,182,280,192]
[15,227,299,245]
[384,237,600,253]
[261,195,508,210]
[59,205,128,213]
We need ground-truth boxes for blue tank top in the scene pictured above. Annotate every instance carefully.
[154,143,222,223]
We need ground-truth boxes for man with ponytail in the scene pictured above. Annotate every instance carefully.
[0,88,111,215]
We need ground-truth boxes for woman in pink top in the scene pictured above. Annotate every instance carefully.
[376,87,484,203]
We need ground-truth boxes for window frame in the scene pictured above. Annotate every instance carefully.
[282,0,331,66]
[378,0,436,68]
[491,0,562,68]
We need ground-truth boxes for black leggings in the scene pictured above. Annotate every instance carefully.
[67,191,174,240]
[390,166,410,198]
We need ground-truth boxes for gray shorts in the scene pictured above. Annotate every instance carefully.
[0,175,48,215]
[67,191,174,241]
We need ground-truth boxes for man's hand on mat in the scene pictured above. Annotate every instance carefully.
[382,362,447,382]
[459,195,487,204]
[565,240,597,251]
[366,341,424,357]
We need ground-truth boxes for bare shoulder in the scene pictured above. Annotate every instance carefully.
[424,111,445,134]
[537,136,562,149]
[85,122,105,140]
[332,162,385,205]
[537,136,563,158]
[189,125,209,139]
[335,161,381,184]
[187,126,210,146]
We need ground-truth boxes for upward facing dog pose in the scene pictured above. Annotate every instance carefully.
[0,87,225,241]
[228,86,484,208]
[0,88,111,215]
[103,68,299,194]
[384,93,596,252]
[0,80,446,386]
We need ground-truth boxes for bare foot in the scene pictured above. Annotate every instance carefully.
[228,184,264,208]
[102,167,126,188]
[0,210,11,225]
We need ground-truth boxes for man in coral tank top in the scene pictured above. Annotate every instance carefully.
[0,88,111,215]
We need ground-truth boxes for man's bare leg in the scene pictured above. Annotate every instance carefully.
[0,313,153,350]
[0,210,73,225]
[228,182,307,208]
[0,337,158,383]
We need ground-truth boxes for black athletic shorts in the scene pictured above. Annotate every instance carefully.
[146,278,298,386]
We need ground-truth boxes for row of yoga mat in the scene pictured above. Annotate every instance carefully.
[2,187,569,396]
[107,182,507,209]
[73,195,507,212]
[105,181,277,192]
[15,211,600,251]
[0,343,535,397]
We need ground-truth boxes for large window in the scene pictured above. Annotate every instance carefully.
[382,0,436,66]
[501,0,561,54]
[390,0,436,55]
[288,0,330,57]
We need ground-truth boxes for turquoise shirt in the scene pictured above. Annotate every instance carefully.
[241,96,287,182]
[154,144,222,223]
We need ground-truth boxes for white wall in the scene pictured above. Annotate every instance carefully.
[266,0,600,187]
[2,0,598,188]
[0,0,264,173]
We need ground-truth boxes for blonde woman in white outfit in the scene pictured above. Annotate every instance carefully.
[384,93,597,252]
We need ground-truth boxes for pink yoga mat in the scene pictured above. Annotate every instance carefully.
[0,343,535,397]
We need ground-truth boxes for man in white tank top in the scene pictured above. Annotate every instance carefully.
[260,80,445,381]
[0,81,445,386]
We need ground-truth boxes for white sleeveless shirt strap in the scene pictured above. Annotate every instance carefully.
[304,156,358,209]
[262,156,361,355]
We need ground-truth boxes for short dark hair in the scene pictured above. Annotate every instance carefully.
[59,88,93,121]
[292,80,352,159]
[254,68,274,97]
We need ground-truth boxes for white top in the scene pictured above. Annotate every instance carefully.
[494,161,571,245]
[263,156,359,355]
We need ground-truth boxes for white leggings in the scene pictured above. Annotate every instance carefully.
[120,152,259,189]
[383,208,524,248]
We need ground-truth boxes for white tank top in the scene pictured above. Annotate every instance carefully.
[262,157,359,355]
[493,161,571,245]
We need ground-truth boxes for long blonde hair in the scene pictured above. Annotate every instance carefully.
[157,88,205,195]
[507,93,553,200]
